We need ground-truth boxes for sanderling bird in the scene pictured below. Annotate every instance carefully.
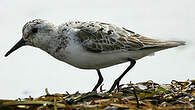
[5,19,185,92]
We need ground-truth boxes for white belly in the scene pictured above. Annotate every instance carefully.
[65,50,130,69]
[53,42,150,69]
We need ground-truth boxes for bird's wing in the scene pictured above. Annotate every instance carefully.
[73,21,146,52]
[62,21,164,52]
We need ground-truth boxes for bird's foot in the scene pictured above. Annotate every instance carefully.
[108,81,140,108]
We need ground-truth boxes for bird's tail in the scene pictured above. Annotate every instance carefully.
[129,36,186,59]
[138,36,186,50]
[159,40,186,48]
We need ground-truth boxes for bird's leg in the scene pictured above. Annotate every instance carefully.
[92,69,104,91]
[108,58,139,107]
[130,86,140,108]
[108,58,136,92]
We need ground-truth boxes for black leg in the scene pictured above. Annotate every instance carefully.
[108,58,136,92]
[131,86,140,108]
[92,69,104,91]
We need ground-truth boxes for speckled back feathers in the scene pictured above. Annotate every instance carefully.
[58,21,185,53]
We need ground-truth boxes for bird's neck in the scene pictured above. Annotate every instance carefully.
[36,35,69,56]
[30,35,53,52]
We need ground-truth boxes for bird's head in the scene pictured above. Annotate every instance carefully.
[5,19,56,57]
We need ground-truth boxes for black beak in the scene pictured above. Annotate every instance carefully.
[5,38,26,57]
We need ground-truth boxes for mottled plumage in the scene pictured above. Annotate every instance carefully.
[58,21,184,53]
[5,19,185,92]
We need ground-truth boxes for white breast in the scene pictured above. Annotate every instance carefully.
[58,38,151,69]
[63,43,129,69]
[48,29,154,69]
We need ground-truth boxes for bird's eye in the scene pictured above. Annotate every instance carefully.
[32,28,38,33]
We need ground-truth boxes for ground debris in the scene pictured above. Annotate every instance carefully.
[0,80,194,110]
